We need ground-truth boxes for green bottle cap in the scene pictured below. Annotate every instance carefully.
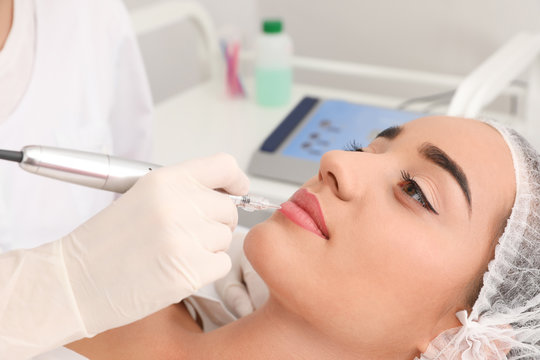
[263,20,282,34]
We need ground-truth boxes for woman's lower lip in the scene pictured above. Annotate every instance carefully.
[279,201,326,239]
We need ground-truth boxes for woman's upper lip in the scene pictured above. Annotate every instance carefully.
[288,188,329,239]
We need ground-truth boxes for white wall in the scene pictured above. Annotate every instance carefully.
[126,0,540,104]
[124,0,258,102]
[259,0,540,102]
[260,0,540,74]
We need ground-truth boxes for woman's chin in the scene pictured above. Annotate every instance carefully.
[243,216,292,282]
[244,220,276,265]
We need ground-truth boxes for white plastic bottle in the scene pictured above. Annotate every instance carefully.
[255,19,293,107]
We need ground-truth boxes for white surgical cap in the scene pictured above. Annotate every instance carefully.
[418,120,540,359]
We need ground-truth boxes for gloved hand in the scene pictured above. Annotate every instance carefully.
[61,153,249,336]
[215,229,269,317]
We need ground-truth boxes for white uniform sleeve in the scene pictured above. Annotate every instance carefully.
[0,241,88,359]
[108,0,153,162]
[31,347,88,360]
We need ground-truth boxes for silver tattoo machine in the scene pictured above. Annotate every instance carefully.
[0,145,280,212]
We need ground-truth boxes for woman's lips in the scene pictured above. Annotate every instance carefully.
[279,188,329,240]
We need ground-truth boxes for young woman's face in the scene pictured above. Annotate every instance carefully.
[244,116,516,356]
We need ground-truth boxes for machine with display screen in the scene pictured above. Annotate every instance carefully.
[248,96,423,184]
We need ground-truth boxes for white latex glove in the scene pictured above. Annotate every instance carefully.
[62,153,249,335]
[0,153,249,359]
[215,229,269,317]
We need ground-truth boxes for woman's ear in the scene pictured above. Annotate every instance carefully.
[416,313,463,355]
[416,322,514,358]
[491,324,514,356]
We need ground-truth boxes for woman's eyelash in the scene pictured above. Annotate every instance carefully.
[342,144,437,214]
[399,171,438,215]
[344,140,363,152]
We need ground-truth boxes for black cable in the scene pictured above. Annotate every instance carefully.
[423,97,454,113]
[396,90,456,110]
[0,149,23,163]
[397,79,528,113]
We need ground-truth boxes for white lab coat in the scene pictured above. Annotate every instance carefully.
[35,281,239,360]
[0,0,153,358]
[0,0,152,252]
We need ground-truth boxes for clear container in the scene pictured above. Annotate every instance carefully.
[255,19,293,107]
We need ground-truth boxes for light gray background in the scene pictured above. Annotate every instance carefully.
[124,0,540,103]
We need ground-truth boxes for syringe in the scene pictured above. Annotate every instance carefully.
[0,145,281,212]
[228,194,281,212]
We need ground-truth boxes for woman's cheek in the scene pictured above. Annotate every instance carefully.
[243,221,292,283]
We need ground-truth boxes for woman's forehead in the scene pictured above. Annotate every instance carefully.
[403,116,497,140]
[399,116,507,156]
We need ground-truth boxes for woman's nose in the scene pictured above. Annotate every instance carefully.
[318,150,358,201]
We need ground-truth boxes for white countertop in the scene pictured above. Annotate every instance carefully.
[152,78,405,204]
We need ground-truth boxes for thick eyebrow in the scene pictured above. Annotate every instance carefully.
[375,125,472,212]
[418,142,472,211]
[375,126,402,140]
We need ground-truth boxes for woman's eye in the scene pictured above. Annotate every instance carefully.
[344,140,363,152]
[400,171,438,215]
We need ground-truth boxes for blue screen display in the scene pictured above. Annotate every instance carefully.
[281,100,423,162]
